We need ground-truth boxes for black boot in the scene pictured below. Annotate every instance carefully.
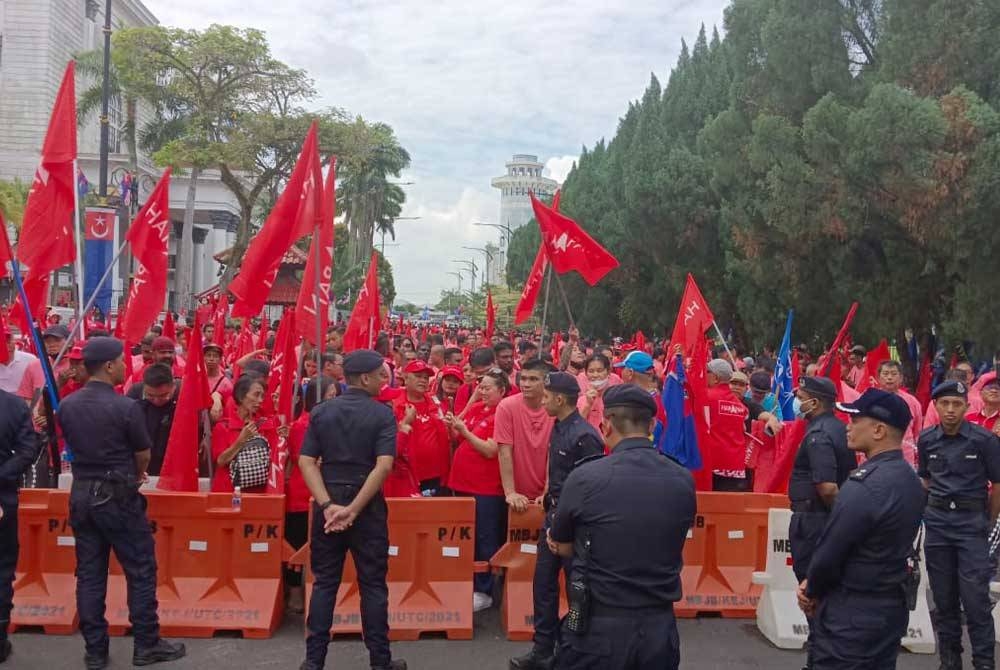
[0,639,10,664]
[510,647,554,670]
[938,646,962,670]
[371,661,407,670]
[84,651,110,670]
[133,639,186,666]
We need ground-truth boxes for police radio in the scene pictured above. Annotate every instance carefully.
[565,533,592,634]
[903,526,923,611]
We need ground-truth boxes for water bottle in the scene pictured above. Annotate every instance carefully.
[231,486,242,511]
[60,448,73,474]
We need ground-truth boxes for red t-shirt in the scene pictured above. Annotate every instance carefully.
[286,413,312,512]
[383,430,421,497]
[707,384,749,471]
[967,408,1000,433]
[392,393,451,484]
[447,401,502,496]
[210,414,277,494]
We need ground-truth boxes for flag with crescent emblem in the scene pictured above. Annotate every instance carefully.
[83,207,117,318]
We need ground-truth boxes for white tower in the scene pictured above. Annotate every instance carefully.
[490,154,560,283]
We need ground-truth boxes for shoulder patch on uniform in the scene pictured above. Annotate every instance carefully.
[850,464,878,480]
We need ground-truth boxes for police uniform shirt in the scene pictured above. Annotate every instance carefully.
[805,450,925,598]
[917,421,1000,501]
[0,389,36,496]
[789,413,855,507]
[550,437,696,608]
[546,411,604,506]
[301,387,397,486]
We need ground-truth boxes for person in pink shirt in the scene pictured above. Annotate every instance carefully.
[843,345,866,388]
[967,377,1000,434]
[203,343,234,403]
[877,360,922,467]
[576,353,621,430]
[922,361,981,428]
[496,358,555,512]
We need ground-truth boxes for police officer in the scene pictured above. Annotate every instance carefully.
[547,385,696,670]
[510,371,604,670]
[797,389,925,669]
[298,350,405,670]
[57,338,185,670]
[787,376,855,670]
[0,387,36,665]
[918,380,1000,670]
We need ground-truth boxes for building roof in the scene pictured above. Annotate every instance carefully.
[212,245,309,267]
[195,273,302,306]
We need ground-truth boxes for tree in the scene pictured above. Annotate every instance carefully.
[0,179,30,230]
[75,48,140,173]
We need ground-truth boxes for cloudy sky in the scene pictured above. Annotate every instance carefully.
[146,0,729,306]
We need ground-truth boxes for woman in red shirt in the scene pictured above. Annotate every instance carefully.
[445,368,510,612]
[211,375,278,493]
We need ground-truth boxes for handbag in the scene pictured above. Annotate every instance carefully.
[231,434,270,489]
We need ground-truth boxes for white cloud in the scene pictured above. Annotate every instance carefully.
[144,0,730,301]
[544,156,578,184]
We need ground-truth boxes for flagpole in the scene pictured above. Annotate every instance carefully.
[711,320,734,362]
[537,264,552,359]
[52,238,128,369]
[551,270,576,326]
[11,261,61,411]
[71,159,87,340]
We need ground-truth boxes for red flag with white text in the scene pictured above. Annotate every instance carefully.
[266,309,298,423]
[342,254,381,351]
[529,191,618,286]
[120,169,172,344]
[668,274,716,358]
[295,157,336,344]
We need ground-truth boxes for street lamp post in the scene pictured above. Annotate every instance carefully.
[463,246,495,290]
[446,271,463,313]
[451,259,478,294]
[379,215,421,254]
[98,0,113,201]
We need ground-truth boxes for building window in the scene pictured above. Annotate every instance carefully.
[85,0,99,21]
[108,97,123,154]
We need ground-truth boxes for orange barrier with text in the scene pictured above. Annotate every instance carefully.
[677,492,786,618]
[10,489,77,634]
[489,505,567,641]
[304,497,476,641]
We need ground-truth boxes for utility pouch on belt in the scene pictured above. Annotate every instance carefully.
[903,526,923,611]
[565,532,591,634]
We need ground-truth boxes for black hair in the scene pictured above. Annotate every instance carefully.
[469,347,496,368]
[375,333,390,356]
[606,405,654,435]
[521,358,553,374]
[242,359,270,378]
[480,368,511,395]
[233,375,264,404]
[142,363,174,387]
[494,341,514,355]
[304,375,338,412]
[584,353,611,372]
[877,360,901,373]
[443,347,463,362]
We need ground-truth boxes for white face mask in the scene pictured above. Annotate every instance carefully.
[590,378,609,390]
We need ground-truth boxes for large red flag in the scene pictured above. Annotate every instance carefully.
[484,289,496,343]
[856,339,891,393]
[668,274,716,357]
[0,211,13,272]
[513,191,561,325]
[265,309,298,422]
[230,122,323,318]
[213,292,229,347]
[295,157,336,344]
[120,169,172,344]
[915,350,932,412]
[256,310,269,351]
[686,335,714,491]
[817,302,859,375]
[157,315,211,492]
[342,253,381,352]
[162,309,176,341]
[529,192,618,286]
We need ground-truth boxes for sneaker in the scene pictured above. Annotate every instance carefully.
[372,661,408,670]
[0,639,10,664]
[473,591,493,612]
[84,652,109,670]
[133,639,186,666]
[510,647,554,670]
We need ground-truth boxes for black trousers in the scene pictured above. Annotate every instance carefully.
[305,489,391,668]
[556,607,679,670]
[789,511,828,667]
[811,588,907,669]
[532,517,572,653]
[284,511,309,587]
[68,486,160,656]
[0,495,17,641]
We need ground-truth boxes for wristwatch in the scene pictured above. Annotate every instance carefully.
[319,500,334,511]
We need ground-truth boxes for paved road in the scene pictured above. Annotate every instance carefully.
[8,607,949,669]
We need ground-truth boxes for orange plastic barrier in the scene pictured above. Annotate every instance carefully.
[105,491,286,638]
[677,492,786,618]
[489,505,567,641]
[304,497,476,641]
[11,489,77,634]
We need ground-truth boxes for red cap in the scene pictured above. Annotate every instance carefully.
[152,336,175,351]
[68,343,85,361]
[439,365,464,381]
[403,360,433,375]
[376,385,404,403]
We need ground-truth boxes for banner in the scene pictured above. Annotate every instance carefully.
[83,207,117,318]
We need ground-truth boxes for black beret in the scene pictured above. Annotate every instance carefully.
[931,380,968,401]
[343,349,385,375]
[544,371,580,396]
[798,375,837,400]
[82,337,124,364]
[602,383,657,415]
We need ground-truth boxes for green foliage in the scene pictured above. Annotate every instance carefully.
[0,179,29,228]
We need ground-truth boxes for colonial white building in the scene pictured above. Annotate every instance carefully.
[0,0,239,311]
[490,154,560,284]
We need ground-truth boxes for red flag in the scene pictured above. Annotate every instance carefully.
[686,335,713,491]
[214,292,229,348]
[342,253,381,352]
[10,275,50,333]
[529,192,618,286]
[157,315,211,492]
[790,350,800,389]
[818,302,859,375]
[120,169,172,344]
[485,289,496,343]
[668,274,716,358]
[256,310,269,351]
[17,61,78,280]
[856,339,890,393]
[162,309,176,341]
[633,330,646,352]
[0,211,14,273]
[230,122,323,318]
[0,310,10,365]
[266,309,298,422]
[916,350,932,412]
[825,350,844,400]
[756,419,809,494]
[514,245,548,325]
[295,157,336,344]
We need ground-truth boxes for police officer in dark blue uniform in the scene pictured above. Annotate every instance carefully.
[0,388,36,665]
[917,380,1000,670]
[798,389,925,669]
[548,384,696,670]
[510,371,604,670]
[57,338,185,670]
[787,376,855,670]
[298,350,405,670]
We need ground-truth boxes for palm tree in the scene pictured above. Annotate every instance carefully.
[0,178,30,228]
[75,49,139,174]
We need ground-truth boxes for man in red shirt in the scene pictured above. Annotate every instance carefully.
[967,377,1000,434]
[392,360,451,495]
[496,358,555,512]
[128,336,185,389]
[705,358,752,491]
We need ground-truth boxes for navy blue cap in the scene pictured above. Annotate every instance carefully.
[835,389,912,432]
[602,383,657,415]
[544,371,580,396]
[82,337,124,365]
[343,349,385,375]
[931,380,968,401]
[797,375,837,400]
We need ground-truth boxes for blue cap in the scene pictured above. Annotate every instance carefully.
[544,371,580,396]
[835,389,912,432]
[602,383,657,415]
[613,351,654,373]
[797,375,837,400]
[343,349,385,375]
[931,380,968,401]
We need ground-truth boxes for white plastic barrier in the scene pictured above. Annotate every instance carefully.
[991,582,1000,643]
[58,472,211,492]
[752,508,934,654]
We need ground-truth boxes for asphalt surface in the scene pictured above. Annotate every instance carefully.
[7,606,954,669]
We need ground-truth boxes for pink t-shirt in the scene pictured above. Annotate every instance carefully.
[895,389,923,468]
[10,352,45,400]
[493,394,554,499]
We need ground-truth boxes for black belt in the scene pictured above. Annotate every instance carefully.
[927,495,985,512]
[590,602,674,618]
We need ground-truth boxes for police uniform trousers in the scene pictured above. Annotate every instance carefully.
[68,483,159,656]
[0,493,18,642]
[532,514,572,653]
[925,509,995,666]
[789,510,828,667]
[305,486,390,668]
[810,588,907,669]
[556,604,679,670]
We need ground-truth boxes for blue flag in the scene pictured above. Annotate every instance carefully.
[658,354,702,469]
[83,208,115,318]
[772,309,795,421]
